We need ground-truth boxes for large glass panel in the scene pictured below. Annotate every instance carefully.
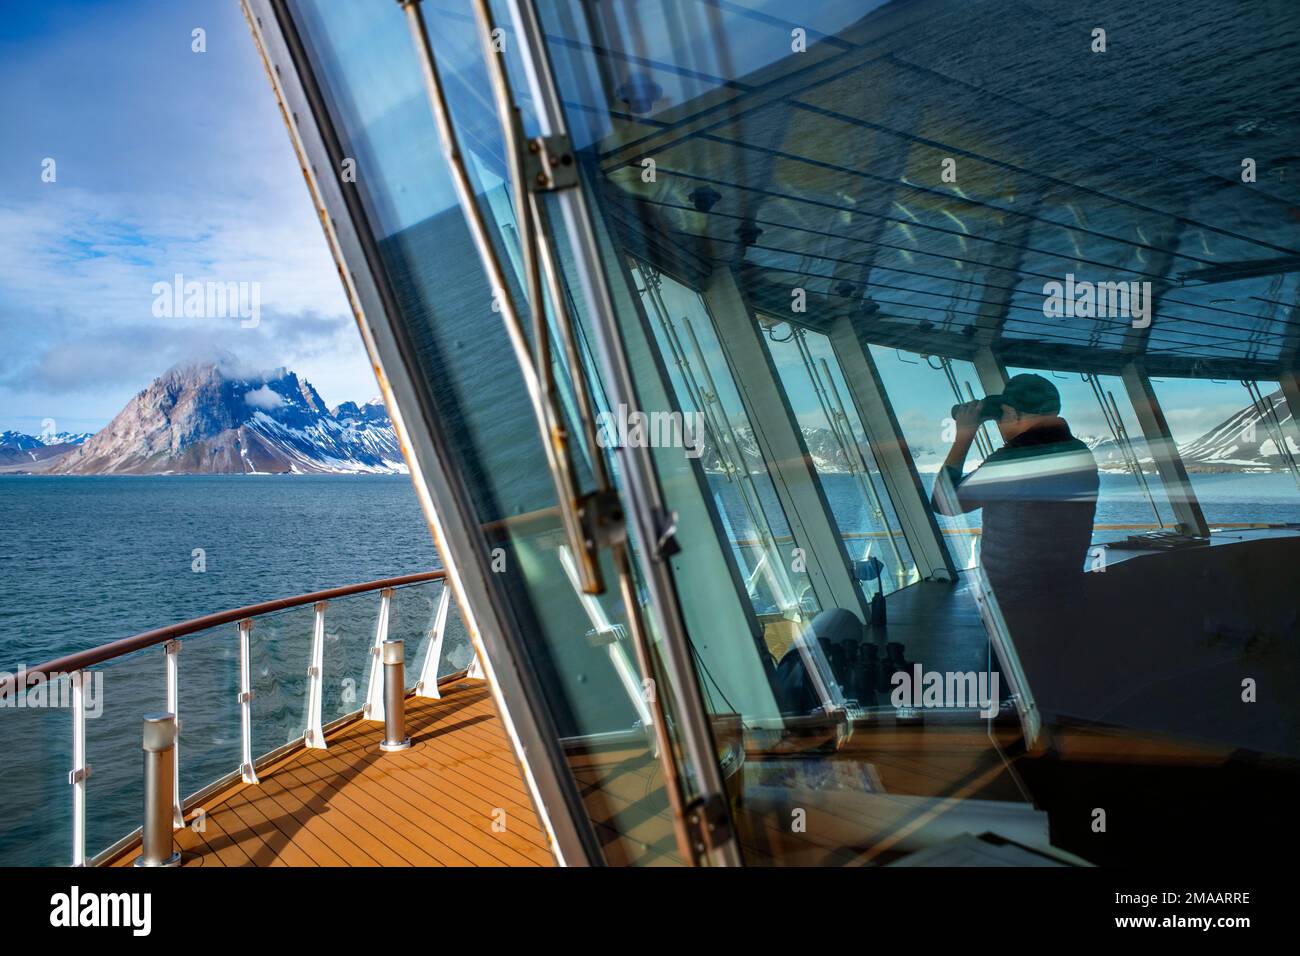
[0,686,73,866]
[249,605,315,759]
[532,0,1036,869]
[287,0,776,864]
[762,320,918,592]
[867,346,988,569]
[1151,377,1300,528]
[270,0,1300,868]
[631,260,819,619]
[82,651,161,862]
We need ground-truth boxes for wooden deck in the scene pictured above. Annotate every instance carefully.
[105,678,555,867]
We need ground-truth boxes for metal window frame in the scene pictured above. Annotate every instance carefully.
[502,0,743,865]
[241,0,605,867]
[607,253,772,655]
[1279,307,1300,459]
[1120,362,1211,537]
[1282,371,1300,458]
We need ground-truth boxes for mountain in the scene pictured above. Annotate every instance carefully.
[0,431,92,472]
[1175,387,1297,472]
[702,422,855,475]
[48,362,407,475]
[1076,432,1155,474]
[1082,388,1298,474]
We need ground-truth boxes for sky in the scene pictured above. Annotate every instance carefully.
[0,0,371,435]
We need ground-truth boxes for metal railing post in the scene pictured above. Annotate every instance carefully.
[364,588,394,719]
[305,600,329,749]
[379,640,411,752]
[68,671,91,867]
[134,713,182,867]
[164,639,183,828]
[237,619,259,784]
[415,585,450,700]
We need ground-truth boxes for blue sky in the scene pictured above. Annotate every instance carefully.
[0,0,369,434]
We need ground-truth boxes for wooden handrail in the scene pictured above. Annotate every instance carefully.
[1,570,446,689]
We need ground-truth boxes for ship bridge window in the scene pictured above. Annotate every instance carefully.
[866,346,988,569]
[1150,377,1300,529]
[630,259,821,620]
[760,319,918,593]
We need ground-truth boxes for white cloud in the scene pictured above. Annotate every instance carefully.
[244,385,283,410]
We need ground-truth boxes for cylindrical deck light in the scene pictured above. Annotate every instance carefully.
[134,713,182,867]
[380,640,411,752]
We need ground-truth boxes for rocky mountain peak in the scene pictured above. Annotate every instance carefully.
[44,360,405,475]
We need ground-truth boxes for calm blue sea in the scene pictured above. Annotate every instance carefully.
[2,469,1298,865]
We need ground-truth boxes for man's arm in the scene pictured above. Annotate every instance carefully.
[932,400,983,516]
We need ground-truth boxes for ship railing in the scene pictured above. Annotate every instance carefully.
[0,570,464,867]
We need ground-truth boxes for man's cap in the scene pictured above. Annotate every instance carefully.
[985,373,1061,416]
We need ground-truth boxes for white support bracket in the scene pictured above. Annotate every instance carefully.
[164,639,183,828]
[364,589,393,720]
[466,652,485,680]
[305,601,329,749]
[237,619,259,784]
[415,584,451,700]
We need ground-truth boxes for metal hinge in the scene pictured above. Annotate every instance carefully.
[684,792,732,863]
[654,507,682,559]
[525,134,578,191]
[578,487,627,553]
[68,766,92,786]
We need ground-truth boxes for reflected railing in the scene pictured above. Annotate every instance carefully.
[0,571,472,867]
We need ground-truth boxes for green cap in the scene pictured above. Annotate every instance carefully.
[986,373,1061,416]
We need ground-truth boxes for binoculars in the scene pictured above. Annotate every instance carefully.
[951,396,1004,423]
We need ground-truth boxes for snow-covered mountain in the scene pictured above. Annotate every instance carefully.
[46,361,407,475]
[701,422,855,474]
[1175,387,1297,472]
[1078,388,1297,474]
[0,430,91,471]
[1075,432,1155,474]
